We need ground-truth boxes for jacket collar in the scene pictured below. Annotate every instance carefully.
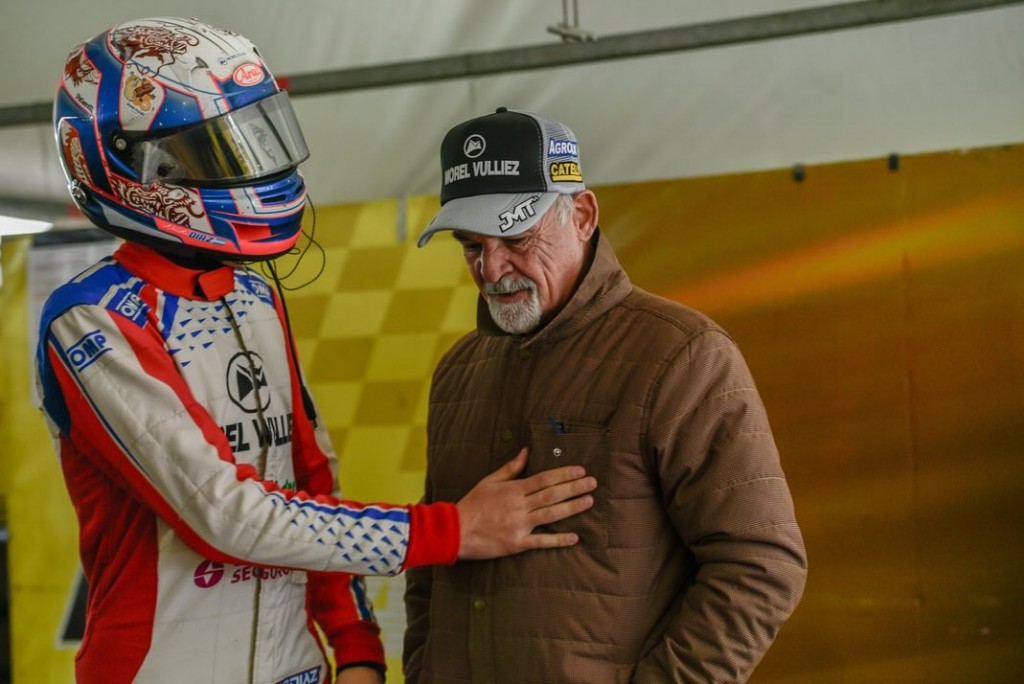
[476,228,632,346]
[114,242,236,301]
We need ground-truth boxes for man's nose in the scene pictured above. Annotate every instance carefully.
[478,242,512,283]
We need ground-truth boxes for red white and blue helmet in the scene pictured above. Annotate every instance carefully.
[54,17,310,260]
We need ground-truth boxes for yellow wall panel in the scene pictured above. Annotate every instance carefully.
[2,237,80,683]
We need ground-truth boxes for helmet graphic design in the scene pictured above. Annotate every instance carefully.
[54,17,310,260]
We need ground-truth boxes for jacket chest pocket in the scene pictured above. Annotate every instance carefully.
[526,419,610,548]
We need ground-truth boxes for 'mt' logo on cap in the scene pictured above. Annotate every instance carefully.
[498,195,540,233]
[463,134,486,158]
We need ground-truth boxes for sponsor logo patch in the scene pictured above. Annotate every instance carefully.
[232,566,293,584]
[548,139,578,158]
[227,351,271,414]
[193,560,225,588]
[112,290,148,324]
[275,666,322,684]
[463,134,486,158]
[233,63,265,87]
[189,231,225,245]
[221,413,294,453]
[443,160,520,186]
[498,195,540,233]
[123,72,157,114]
[246,278,273,303]
[67,330,110,372]
[549,161,582,183]
[443,163,470,185]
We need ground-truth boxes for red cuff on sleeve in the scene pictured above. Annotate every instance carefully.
[330,620,386,669]
[403,502,460,570]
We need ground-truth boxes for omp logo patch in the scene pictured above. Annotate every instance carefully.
[276,665,321,684]
[227,351,270,414]
[67,330,110,372]
[112,290,148,324]
[244,276,274,304]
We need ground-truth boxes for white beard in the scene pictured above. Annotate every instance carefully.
[484,277,542,334]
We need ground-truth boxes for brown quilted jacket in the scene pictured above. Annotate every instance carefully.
[404,232,807,683]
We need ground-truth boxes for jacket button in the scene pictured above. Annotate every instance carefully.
[517,348,531,360]
[500,429,513,442]
[473,598,486,610]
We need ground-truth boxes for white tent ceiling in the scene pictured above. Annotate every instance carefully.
[2,0,1023,227]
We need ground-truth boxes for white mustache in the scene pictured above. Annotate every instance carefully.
[484,277,536,296]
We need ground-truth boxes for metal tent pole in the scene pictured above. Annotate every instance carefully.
[0,0,1020,128]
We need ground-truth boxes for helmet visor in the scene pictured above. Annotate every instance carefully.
[135,91,310,186]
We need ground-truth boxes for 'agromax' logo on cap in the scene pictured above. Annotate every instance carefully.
[463,134,486,158]
[548,139,578,158]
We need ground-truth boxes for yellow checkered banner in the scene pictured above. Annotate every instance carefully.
[3,235,116,683]
[5,144,1024,682]
[3,237,84,682]
[282,197,480,673]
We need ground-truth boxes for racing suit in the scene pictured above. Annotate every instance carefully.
[35,242,458,683]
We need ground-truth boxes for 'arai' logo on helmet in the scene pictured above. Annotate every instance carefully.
[233,63,265,87]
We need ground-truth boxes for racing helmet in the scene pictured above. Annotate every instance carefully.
[54,17,310,260]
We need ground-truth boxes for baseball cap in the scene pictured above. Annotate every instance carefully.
[417,107,586,247]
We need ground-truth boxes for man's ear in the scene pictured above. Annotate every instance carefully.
[573,190,599,241]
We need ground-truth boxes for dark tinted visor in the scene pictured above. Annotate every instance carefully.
[134,91,309,186]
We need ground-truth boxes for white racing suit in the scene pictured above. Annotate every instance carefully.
[35,242,458,683]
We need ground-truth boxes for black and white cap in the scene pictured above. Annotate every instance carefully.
[417,107,585,247]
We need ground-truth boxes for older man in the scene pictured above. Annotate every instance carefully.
[404,108,808,683]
